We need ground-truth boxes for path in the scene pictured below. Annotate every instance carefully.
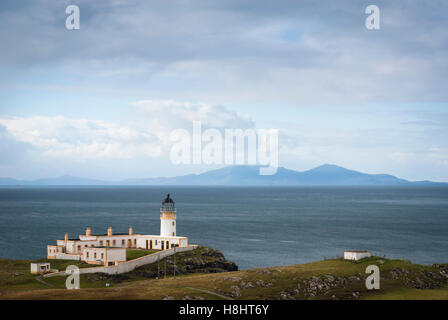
[184,286,234,300]
[35,275,56,288]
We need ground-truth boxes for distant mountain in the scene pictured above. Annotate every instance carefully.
[1,164,445,186]
[0,175,109,186]
[123,164,445,186]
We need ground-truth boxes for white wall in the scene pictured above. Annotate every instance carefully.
[82,247,106,263]
[344,251,371,261]
[44,245,198,277]
[160,219,176,237]
[47,246,57,257]
[106,248,126,264]
[55,253,81,260]
[136,236,188,250]
[30,263,49,274]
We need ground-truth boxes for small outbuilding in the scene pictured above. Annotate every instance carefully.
[344,250,371,261]
[30,262,51,274]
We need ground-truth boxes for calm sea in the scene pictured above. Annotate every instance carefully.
[0,186,447,270]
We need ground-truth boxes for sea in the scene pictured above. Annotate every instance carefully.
[0,186,447,270]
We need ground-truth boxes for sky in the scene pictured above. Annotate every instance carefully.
[0,0,447,181]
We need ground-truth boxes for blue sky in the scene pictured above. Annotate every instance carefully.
[0,0,448,181]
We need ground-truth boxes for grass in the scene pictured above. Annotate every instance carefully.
[38,258,92,270]
[1,251,448,300]
[365,286,448,300]
[126,249,157,261]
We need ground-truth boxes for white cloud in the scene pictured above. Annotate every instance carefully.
[0,116,162,160]
[0,101,256,161]
[133,100,254,129]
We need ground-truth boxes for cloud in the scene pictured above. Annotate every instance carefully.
[0,1,447,181]
[0,125,32,165]
[0,115,162,160]
[1,0,447,103]
[133,99,254,130]
[0,100,256,161]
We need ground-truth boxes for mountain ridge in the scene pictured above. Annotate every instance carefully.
[0,164,446,186]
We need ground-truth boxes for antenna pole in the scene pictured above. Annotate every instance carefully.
[173,247,176,279]
[157,254,160,279]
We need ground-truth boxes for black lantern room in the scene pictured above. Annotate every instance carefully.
[161,194,175,212]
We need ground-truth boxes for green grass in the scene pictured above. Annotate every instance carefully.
[37,259,92,270]
[0,259,50,294]
[126,249,157,261]
[364,286,448,300]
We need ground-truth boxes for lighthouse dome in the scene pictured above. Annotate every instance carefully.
[161,194,175,213]
[162,194,174,204]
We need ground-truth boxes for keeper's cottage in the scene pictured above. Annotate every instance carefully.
[47,194,189,266]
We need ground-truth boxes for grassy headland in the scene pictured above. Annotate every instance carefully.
[1,247,447,300]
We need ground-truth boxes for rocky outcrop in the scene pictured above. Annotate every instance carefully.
[93,247,238,282]
[291,274,363,300]
[389,265,448,289]
[180,248,238,274]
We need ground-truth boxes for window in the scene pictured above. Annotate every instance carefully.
[121,239,125,246]
[86,252,89,258]
[94,252,97,259]
[172,232,175,236]
[113,240,116,245]
[134,239,136,244]
[172,221,175,226]
[77,245,81,251]
[100,240,103,246]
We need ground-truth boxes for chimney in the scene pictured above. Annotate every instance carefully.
[129,227,133,235]
[107,227,113,236]
[64,232,68,242]
[86,227,91,236]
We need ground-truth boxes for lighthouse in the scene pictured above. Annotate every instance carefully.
[160,194,176,237]
[46,192,190,263]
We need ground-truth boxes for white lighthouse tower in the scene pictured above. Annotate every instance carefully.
[160,194,176,237]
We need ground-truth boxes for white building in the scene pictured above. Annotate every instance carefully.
[344,250,372,261]
[30,262,51,274]
[47,194,189,266]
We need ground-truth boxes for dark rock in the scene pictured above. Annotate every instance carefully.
[348,276,361,282]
